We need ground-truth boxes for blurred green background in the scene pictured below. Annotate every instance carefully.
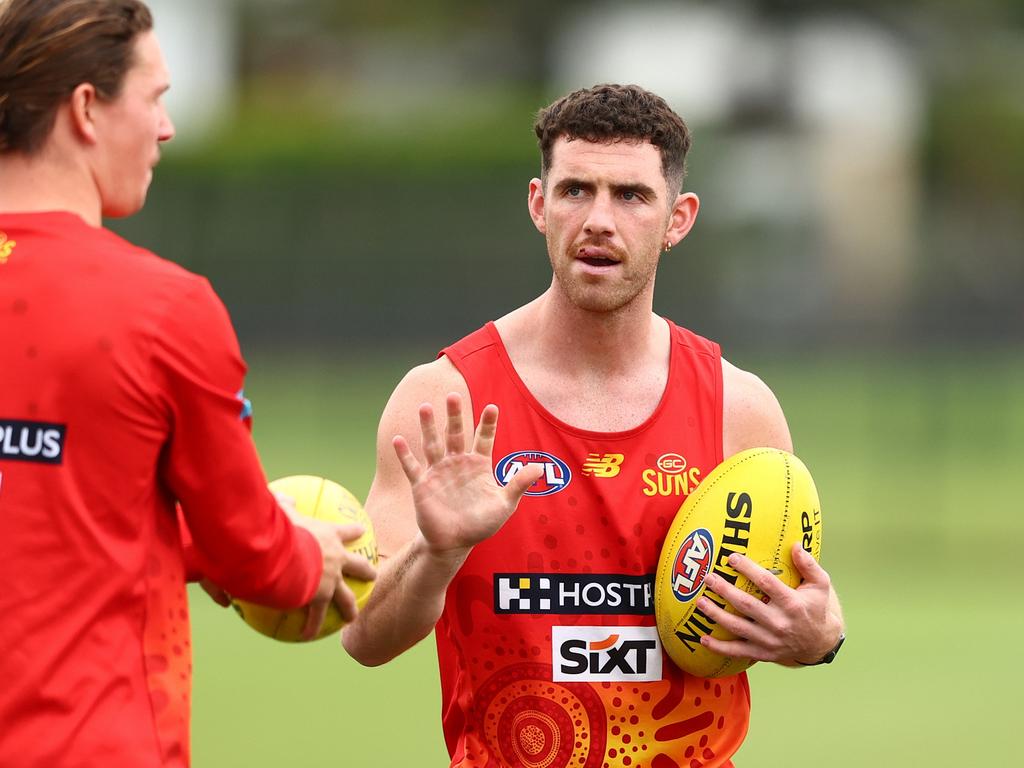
[114,0,1022,765]
[188,353,1024,766]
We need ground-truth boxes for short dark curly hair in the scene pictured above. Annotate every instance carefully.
[534,83,693,193]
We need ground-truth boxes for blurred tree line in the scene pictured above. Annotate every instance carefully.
[115,0,1023,353]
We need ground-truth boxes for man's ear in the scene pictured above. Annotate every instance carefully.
[528,177,547,235]
[68,83,100,145]
[664,192,700,249]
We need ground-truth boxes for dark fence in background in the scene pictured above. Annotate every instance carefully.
[111,165,1023,356]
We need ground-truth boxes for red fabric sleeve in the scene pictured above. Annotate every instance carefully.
[154,276,320,609]
[177,506,204,582]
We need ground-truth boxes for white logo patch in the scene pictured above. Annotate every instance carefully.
[552,625,662,682]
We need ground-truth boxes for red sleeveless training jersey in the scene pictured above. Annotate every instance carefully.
[436,320,749,768]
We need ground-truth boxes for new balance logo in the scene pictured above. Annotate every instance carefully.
[581,453,624,478]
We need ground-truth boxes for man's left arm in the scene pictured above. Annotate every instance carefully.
[710,358,845,667]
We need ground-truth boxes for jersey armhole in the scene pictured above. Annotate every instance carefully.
[712,342,724,465]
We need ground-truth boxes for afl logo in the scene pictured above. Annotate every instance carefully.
[671,528,714,602]
[495,451,572,497]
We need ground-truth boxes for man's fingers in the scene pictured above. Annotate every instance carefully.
[704,571,771,624]
[419,403,443,464]
[444,393,466,455]
[504,462,544,504]
[728,554,792,602]
[393,435,423,483]
[697,596,773,646]
[273,491,298,518]
[791,543,829,586]
[343,552,377,582]
[699,634,764,662]
[332,581,359,624]
[335,522,366,543]
[473,404,499,457]
[301,598,328,641]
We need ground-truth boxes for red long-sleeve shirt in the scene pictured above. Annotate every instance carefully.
[0,212,320,766]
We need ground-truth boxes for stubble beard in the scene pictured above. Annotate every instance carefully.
[550,242,660,314]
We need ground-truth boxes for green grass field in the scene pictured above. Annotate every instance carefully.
[189,349,1023,766]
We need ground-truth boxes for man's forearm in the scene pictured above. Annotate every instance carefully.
[342,534,468,666]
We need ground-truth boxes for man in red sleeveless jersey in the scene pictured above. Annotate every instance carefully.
[343,84,844,767]
[0,2,375,766]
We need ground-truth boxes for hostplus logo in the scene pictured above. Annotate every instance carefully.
[0,420,66,464]
[494,450,571,496]
[494,573,654,615]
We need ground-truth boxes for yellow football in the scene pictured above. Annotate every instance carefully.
[231,475,378,642]
[654,448,822,677]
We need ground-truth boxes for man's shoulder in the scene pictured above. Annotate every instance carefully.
[95,227,206,294]
[394,356,469,401]
[439,322,498,363]
[721,357,793,454]
[83,230,229,351]
[664,318,720,358]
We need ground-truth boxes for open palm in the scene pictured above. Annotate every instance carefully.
[392,394,542,556]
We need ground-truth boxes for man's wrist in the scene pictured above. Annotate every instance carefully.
[798,630,845,666]
[414,534,471,574]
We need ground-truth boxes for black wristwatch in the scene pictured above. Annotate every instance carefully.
[799,632,845,666]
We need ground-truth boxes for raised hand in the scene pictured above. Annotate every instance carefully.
[392,393,542,559]
[696,543,842,666]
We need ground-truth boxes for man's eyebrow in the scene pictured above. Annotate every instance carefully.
[611,182,658,199]
[552,177,595,193]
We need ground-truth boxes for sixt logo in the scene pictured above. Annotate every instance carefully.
[671,528,714,602]
[553,625,662,682]
[642,452,701,498]
[494,573,654,615]
[495,451,571,496]
[581,453,624,478]
[0,419,66,464]
[0,231,15,264]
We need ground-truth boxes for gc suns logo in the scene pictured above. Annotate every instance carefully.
[671,527,714,602]
[495,451,571,496]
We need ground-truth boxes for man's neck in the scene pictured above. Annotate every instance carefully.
[500,285,667,377]
[494,285,672,432]
[0,151,101,226]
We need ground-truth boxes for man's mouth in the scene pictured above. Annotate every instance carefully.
[577,245,620,268]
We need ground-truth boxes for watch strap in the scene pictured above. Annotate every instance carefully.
[798,632,845,666]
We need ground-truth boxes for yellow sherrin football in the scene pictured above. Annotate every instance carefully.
[654,448,823,677]
[231,475,377,642]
